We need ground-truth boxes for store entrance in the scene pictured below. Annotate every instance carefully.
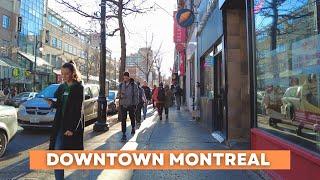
[213,52,226,136]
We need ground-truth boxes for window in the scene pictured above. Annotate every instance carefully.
[51,37,57,48]
[57,57,62,68]
[48,14,61,27]
[2,15,10,29]
[51,55,57,67]
[200,51,214,99]
[84,87,92,98]
[57,39,62,49]
[90,86,99,98]
[46,54,50,62]
[64,43,69,52]
[254,0,320,153]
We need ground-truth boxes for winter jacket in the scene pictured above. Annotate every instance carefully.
[49,81,84,150]
[118,81,139,107]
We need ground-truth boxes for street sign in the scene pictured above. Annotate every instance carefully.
[18,17,22,32]
[176,9,195,27]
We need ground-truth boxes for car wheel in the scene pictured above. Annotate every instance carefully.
[0,131,8,158]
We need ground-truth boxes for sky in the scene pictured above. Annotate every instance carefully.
[48,0,176,77]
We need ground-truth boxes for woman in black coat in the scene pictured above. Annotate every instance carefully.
[46,61,84,180]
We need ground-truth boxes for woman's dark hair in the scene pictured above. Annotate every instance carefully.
[62,60,82,82]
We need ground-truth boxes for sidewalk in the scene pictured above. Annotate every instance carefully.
[64,106,264,180]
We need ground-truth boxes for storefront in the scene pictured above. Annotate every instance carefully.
[234,0,320,178]
[17,51,53,91]
[197,0,225,135]
[0,57,31,92]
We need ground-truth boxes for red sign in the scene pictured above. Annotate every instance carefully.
[179,51,185,76]
[176,43,185,52]
[173,11,187,44]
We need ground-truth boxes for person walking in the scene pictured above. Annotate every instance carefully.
[11,87,17,98]
[153,82,166,120]
[117,72,139,142]
[175,85,183,110]
[46,61,84,180]
[141,81,151,119]
[136,81,146,127]
[151,85,157,109]
[164,85,173,120]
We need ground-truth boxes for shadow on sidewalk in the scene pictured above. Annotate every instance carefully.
[64,107,158,180]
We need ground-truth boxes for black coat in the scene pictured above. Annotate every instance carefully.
[49,81,84,150]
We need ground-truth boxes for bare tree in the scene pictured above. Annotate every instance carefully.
[55,0,153,81]
[154,56,163,84]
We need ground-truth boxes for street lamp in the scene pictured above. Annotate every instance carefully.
[33,35,43,92]
[93,0,109,132]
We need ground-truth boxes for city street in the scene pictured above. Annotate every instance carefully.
[0,106,264,180]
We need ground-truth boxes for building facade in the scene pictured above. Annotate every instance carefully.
[126,47,154,85]
[16,0,52,91]
[43,8,93,84]
[0,0,21,90]
[179,0,320,178]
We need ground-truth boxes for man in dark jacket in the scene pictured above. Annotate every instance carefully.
[141,81,151,119]
[136,81,146,126]
[117,72,139,142]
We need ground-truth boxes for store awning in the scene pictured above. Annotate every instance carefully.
[18,51,52,67]
[0,57,24,69]
[0,58,11,67]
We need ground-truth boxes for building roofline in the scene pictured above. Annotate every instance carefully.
[47,8,88,36]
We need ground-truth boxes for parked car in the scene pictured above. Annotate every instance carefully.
[280,86,320,133]
[107,90,119,114]
[0,105,18,157]
[4,92,38,107]
[17,84,100,129]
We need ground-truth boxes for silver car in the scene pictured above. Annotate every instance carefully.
[17,84,100,129]
[0,105,18,157]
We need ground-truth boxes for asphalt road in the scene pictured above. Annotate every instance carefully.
[0,112,119,180]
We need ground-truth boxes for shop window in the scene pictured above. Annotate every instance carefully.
[200,50,214,99]
[2,15,10,29]
[254,0,320,153]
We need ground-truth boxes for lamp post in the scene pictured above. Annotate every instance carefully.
[33,35,43,92]
[93,0,109,132]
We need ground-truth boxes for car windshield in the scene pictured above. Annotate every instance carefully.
[108,92,116,100]
[36,85,59,98]
[15,93,30,98]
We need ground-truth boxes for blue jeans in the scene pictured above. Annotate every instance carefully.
[143,101,149,118]
[54,129,64,180]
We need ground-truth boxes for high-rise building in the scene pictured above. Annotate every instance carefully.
[126,47,154,84]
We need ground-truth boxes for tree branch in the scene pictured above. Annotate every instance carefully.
[55,0,100,19]
[106,28,120,36]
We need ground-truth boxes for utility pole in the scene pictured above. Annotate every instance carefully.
[93,0,109,132]
[33,35,38,92]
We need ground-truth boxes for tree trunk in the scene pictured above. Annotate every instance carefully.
[146,71,149,84]
[118,0,126,82]
[158,67,161,84]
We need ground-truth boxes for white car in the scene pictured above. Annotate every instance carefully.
[0,105,18,157]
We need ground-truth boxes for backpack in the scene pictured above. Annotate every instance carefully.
[157,87,166,101]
